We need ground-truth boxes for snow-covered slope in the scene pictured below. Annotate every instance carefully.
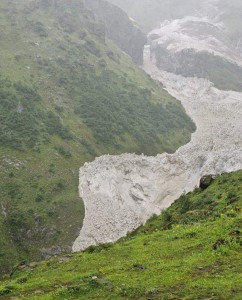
[149,15,242,66]
[148,12,242,92]
[72,44,242,251]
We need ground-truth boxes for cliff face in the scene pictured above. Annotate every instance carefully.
[83,0,147,65]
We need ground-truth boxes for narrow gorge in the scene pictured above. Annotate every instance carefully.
[72,13,242,252]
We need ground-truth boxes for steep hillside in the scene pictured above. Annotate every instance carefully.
[109,0,242,92]
[71,44,242,253]
[83,0,147,65]
[0,170,241,299]
[149,15,242,91]
[0,0,196,274]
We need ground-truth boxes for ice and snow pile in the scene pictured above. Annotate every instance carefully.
[148,15,242,66]
[72,14,242,252]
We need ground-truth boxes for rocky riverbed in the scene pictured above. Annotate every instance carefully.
[72,35,242,252]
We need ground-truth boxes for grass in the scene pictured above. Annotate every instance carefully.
[0,0,195,274]
[0,144,85,274]
[0,170,241,299]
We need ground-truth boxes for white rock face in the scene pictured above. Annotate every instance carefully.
[149,15,242,66]
[72,44,242,252]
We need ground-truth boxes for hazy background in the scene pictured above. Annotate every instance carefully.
[108,0,242,42]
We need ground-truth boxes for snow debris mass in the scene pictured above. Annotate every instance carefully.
[72,12,242,252]
[149,16,242,66]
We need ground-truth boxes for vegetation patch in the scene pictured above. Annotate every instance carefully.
[0,0,195,275]
[0,170,241,299]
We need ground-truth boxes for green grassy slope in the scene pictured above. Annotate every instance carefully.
[0,0,195,274]
[0,170,241,299]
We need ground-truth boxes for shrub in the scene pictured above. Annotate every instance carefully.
[55,146,72,158]
[35,194,44,202]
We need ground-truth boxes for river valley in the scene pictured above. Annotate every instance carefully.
[72,15,242,252]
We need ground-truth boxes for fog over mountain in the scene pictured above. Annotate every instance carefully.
[108,0,242,39]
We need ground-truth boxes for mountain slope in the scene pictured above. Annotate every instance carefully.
[108,0,242,92]
[149,15,242,92]
[83,0,147,65]
[0,0,195,274]
[70,44,242,253]
[0,170,241,299]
